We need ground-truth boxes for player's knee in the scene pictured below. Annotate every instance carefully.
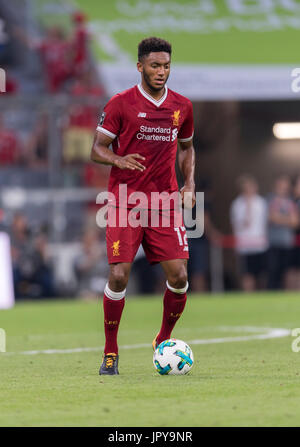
[109,269,129,291]
[168,270,188,290]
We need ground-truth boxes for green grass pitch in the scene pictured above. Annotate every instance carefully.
[1,292,300,427]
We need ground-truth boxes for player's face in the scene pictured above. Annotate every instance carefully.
[137,52,171,92]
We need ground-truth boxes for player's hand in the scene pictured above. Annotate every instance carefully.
[114,154,146,172]
[180,184,196,209]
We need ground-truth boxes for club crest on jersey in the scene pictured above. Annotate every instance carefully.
[99,112,106,126]
[172,110,180,126]
[112,240,120,256]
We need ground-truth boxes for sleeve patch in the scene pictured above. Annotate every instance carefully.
[99,112,106,126]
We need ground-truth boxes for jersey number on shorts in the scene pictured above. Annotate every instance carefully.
[174,227,189,251]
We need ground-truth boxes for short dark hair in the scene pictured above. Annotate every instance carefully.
[138,37,172,61]
[236,174,257,191]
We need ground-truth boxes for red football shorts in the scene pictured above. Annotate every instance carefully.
[106,207,189,264]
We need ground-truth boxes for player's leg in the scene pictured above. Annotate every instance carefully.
[100,207,143,375]
[155,259,189,346]
[141,212,189,348]
[104,262,132,354]
[100,262,132,375]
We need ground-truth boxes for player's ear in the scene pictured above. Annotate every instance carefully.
[137,61,143,73]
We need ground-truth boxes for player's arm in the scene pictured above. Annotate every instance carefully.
[90,131,146,171]
[178,139,196,208]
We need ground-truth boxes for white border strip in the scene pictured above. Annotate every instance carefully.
[96,126,117,139]
[178,132,194,142]
[3,327,290,356]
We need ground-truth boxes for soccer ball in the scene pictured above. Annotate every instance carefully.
[153,338,194,375]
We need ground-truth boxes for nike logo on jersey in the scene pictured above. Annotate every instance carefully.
[138,112,147,118]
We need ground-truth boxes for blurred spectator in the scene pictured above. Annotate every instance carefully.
[10,213,32,298]
[63,71,106,193]
[132,250,163,294]
[286,175,300,289]
[68,70,104,129]
[71,11,90,77]
[0,15,10,65]
[63,70,104,165]
[230,175,268,291]
[10,213,56,298]
[15,25,73,93]
[36,27,73,93]
[0,113,22,165]
[24,113,48,166]
[188,181,222,292]
[73,228,108,298]
[30,231,57,297]
[267,175,299,290]
[14,12,93,94]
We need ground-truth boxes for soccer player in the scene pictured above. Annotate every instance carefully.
[91,37,195,375]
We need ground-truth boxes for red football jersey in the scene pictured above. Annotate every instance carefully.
[96,84,194,208]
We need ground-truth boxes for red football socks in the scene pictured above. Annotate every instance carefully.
[103,284,126,355]
[156,282,188,345]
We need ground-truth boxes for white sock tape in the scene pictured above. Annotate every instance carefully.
[166,281,189,294]
[104,283,126,300]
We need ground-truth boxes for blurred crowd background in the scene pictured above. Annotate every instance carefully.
[1,0,300,300]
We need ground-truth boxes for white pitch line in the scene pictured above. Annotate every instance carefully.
[2,327,291,356]
[188,328,290,345]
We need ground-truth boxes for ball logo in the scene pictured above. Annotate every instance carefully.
[154,360,171,375]
[174,349,193,370]
[158,340,176,355]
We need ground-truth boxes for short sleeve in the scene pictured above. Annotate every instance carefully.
[96,94,122,139]
[178,100,194,142]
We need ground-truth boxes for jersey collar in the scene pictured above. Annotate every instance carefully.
[137,83,168,107]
